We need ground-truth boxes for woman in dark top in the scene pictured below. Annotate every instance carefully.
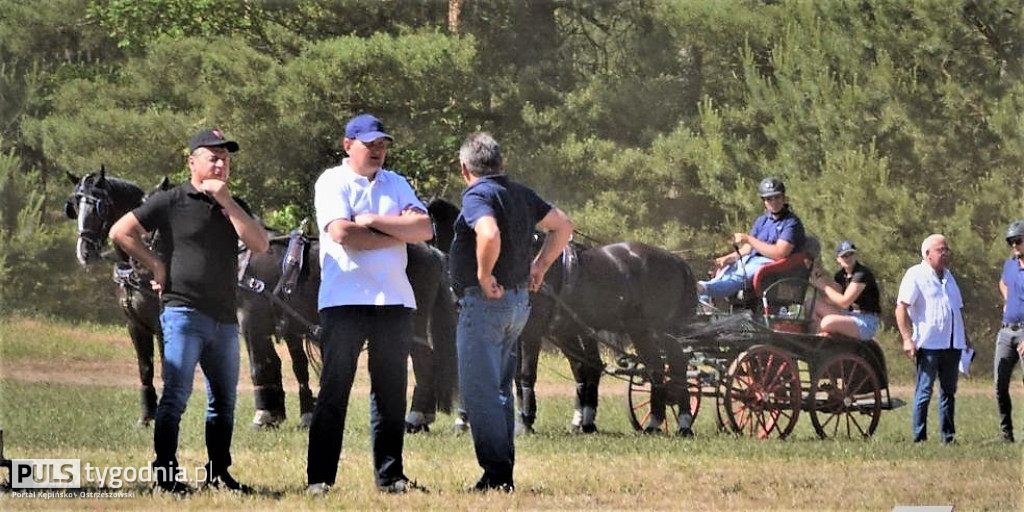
[811,240,882,340]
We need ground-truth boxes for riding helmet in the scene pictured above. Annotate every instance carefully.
[1006,220,1024,241]
[758,177,786,198]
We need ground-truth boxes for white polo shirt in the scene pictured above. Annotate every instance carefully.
[896,261,967,350]
[314,160,426,309]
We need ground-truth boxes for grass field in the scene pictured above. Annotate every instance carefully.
[0,315,1022,510]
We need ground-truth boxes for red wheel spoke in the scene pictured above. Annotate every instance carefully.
[810,354,881,439]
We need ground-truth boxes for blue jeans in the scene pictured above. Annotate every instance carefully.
[457,288,530,485]
[307,306,412,487]
[994,327,1024,438]
[699,254,773,298]
[154,306,240,475]
[912,348,960,443]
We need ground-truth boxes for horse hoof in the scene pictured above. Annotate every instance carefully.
[405,422,430,434]
[136,417,154,428]
[643,417,664,434]
[514,419,535,436]
[677,427,695,438]
[252,409,284,429]
[298,413,313,429]
[580,423,598,434]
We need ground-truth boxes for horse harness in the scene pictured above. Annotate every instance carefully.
[111,257,161,337]
[238,227,321,341]
[71,185,115,240]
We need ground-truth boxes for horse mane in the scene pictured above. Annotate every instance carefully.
[93,175,146,208]
[426,197,459,219]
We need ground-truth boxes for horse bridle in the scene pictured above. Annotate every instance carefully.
[72,185,114,252]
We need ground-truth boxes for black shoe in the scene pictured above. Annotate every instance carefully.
[154,479,194,497]
[1001,432,1015,443]
[202,465,256,495]
[377,476,427,494]
[466,476,514,493]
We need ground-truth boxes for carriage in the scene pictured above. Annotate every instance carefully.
[614,242,899,440]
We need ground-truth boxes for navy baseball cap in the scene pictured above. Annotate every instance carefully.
[835,240,857,257]
[189,128,239,153]
[345,114,393,143]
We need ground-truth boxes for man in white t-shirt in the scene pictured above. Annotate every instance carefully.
[895,234,972,444]
[306,114,433,495]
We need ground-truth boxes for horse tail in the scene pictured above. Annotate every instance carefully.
[674,253,700,327]
[430,263,459,414]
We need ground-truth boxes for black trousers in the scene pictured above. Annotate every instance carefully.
[307,306,412,486]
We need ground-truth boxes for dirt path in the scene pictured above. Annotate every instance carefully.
[2,353,998,398]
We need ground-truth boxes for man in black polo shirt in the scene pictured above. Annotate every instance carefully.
[110,128,268,495]
[449,132,573,492]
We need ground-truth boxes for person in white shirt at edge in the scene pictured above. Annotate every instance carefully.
[306,114,433,495]
[894,234,973,444]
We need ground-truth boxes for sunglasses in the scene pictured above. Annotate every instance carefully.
[1009,237,1023,247]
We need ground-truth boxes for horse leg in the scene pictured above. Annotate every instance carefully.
[282,328,315,428]
[661,334,694,437]
[127,319,158,427]
[633,331,668,433]
[515,332,542,434]
[575,334,603,434]
[239,305,286,428]
[405,244,443,433]
[122,286,161,427]
[429,280,458,416]
[407,340,435,433]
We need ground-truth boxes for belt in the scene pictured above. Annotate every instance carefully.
[1003,322,1024,330]
[454,282,529,298]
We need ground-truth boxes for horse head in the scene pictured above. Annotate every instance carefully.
[64,166,146,266]
[426,197,460,253]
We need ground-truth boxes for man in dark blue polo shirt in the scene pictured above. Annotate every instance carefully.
[996,220,1024,442]
[110,128,268,495]
[698,177,806,300]
[449,132,573,493]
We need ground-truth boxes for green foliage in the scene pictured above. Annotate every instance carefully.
[1,0,1021,341]
[87,0,263,50]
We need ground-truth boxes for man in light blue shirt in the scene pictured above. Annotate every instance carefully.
[895,234,973,443]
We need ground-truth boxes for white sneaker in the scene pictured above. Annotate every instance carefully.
[453,415,470,433]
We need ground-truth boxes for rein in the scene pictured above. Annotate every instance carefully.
[535,282,635,380]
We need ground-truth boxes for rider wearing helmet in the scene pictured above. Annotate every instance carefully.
[995,220,1024,442]
[698,177,806,299]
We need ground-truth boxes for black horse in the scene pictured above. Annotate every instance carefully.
[66,169,458,430]
[237,231,459,431]
[65,168,163,426]
[428,198,700,434]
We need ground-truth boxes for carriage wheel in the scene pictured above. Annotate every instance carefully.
[625,364,701,433]
[809,353,882,439]
[723,345,801,439]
